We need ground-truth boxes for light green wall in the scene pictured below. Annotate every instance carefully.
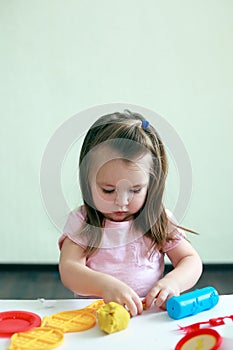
[1,0,232,263]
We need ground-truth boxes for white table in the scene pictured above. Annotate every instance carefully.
[0,295,232,350]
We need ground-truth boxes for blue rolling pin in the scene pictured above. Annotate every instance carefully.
[166,286,219,320]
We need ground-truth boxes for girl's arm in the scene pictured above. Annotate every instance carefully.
[144,238,203,309]
[59,237,143,316]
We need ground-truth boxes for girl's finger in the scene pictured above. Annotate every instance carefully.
[155,289,169,307]
[145,287,160,309]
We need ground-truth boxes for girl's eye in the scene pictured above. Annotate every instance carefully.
[102,188,115,194]
[130,188,141,194]
[101,188,142,194]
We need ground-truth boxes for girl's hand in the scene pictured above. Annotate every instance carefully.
[144,239,203,310]
[100,278,143,317]
[144,277,180,310]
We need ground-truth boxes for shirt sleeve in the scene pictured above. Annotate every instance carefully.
[58,206,88,249]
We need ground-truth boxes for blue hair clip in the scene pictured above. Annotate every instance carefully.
[141,120,149,129]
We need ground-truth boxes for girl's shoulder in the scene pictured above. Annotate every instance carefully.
[58,206,87,249]
[165,208,184,233]
[165,208,177,224]
[65,205,86,226]
[162,209,186,252]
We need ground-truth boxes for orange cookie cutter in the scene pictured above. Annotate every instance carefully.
[81,299,105,313]
[8,326,64,350]
[8,299,105,349]
[42,309,96,333]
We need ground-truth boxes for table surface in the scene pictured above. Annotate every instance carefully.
[0,295,232,350]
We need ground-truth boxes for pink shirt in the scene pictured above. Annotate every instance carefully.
[59,206,185,297]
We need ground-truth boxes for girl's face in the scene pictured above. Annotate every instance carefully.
[90,154,152,222]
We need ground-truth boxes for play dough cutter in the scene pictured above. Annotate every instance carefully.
[7,300,105,349]
[42,309,96,332]
[81,299,105,313]
[8,326,64,350]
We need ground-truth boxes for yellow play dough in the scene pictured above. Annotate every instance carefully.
[97,302,130,334]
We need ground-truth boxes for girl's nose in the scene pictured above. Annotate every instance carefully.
[115,190,133,207]
[115,191,128,207]
[114,180,133,208]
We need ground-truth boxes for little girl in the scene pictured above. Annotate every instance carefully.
[58,110,202,316]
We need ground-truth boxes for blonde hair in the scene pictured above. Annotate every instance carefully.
[78,110,177,256]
